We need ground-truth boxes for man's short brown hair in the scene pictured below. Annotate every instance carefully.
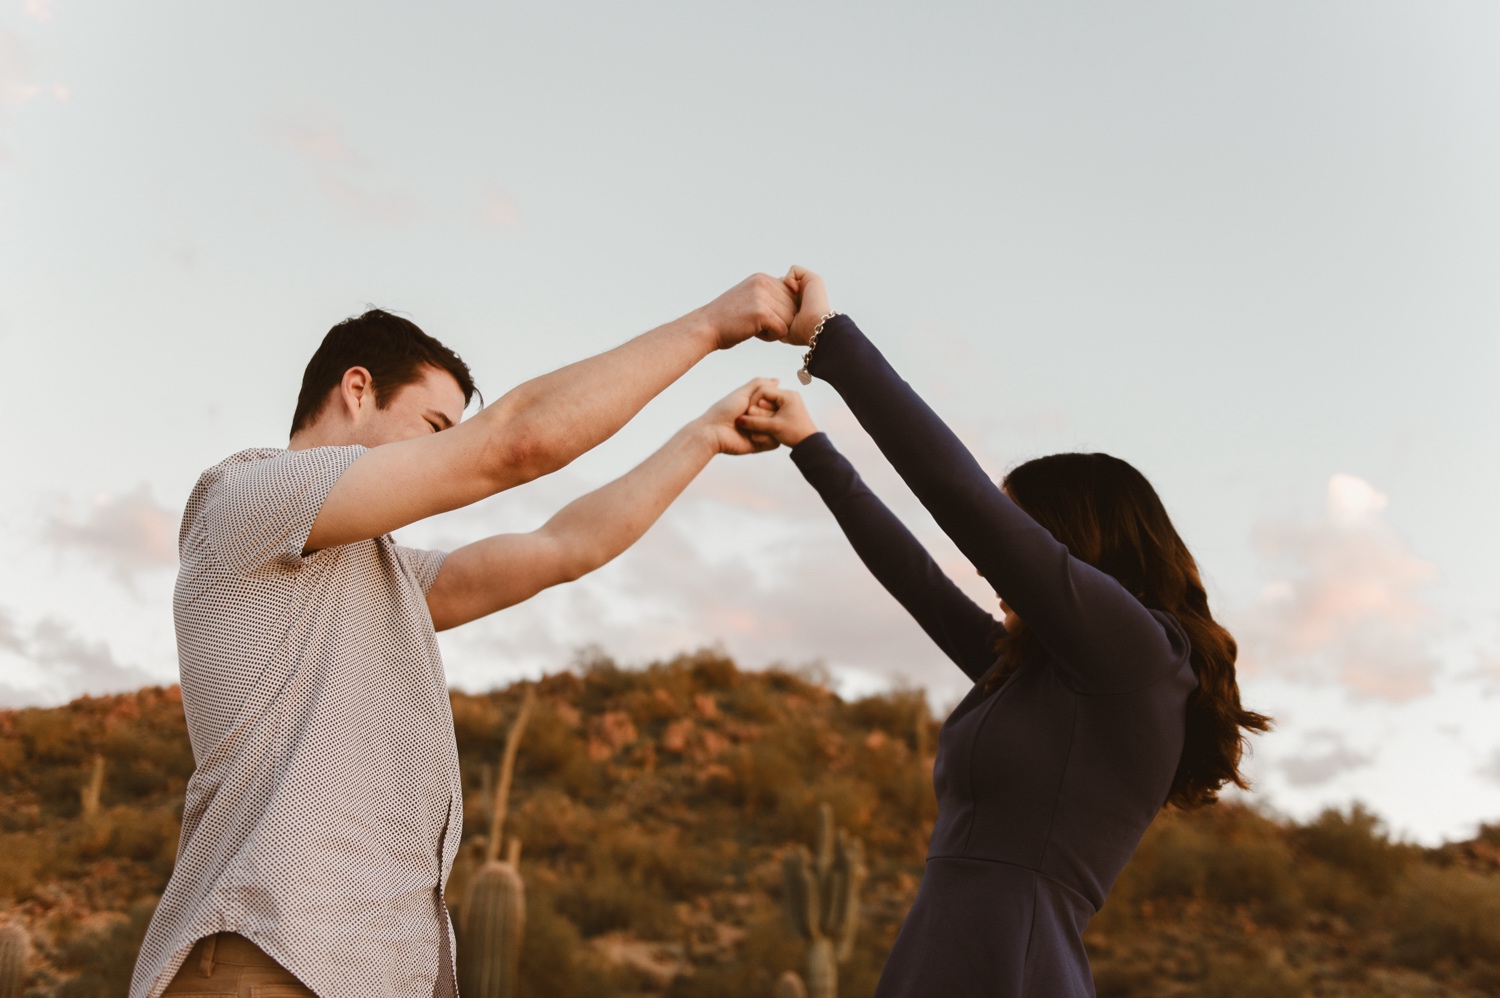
[290,309,480,436]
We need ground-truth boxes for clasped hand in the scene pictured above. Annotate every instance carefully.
[698,266,829,456]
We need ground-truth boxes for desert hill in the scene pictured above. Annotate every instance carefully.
[1,650,1497,997]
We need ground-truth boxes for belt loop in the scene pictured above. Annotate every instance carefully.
[198,933,218,977]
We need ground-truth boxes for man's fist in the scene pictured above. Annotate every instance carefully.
[698,378,783,456]
[700,274,799,350]
[781,266,832,347]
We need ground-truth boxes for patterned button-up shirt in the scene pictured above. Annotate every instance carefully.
[130,446,463,998]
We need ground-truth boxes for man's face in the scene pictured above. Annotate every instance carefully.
[354,364,468,448]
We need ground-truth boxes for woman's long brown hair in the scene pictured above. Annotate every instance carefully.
[994,453,1270,810]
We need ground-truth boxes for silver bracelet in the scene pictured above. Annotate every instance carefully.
[797,312,842,385]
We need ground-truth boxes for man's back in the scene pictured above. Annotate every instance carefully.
[132,446,462,998]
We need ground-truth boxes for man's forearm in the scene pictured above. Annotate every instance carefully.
[538,419,718,579]
[474,312,718,487]
[425,420,718,630]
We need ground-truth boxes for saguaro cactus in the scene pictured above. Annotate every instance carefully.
[773,970,808,998]
[80,754,105,821]
[0,923,27,998]
[459,688,535,998]
[782,803,867,998]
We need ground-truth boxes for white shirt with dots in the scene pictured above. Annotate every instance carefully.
[130,446,462,998]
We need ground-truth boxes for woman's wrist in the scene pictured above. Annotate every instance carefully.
[781,422,819,448]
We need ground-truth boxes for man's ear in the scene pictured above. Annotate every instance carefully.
[338,366,375,420]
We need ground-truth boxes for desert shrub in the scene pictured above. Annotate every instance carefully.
[1392,864,1500,967]
[1201,837,1299,919]
[1121,816,1212,900]
[1291,861,1369,920]
[849,690,928,747]
[519,703,597,796]
[1294,803,1413,894]
[1110,808,1300,924]
[0,735,25,776]
[514,883,633,998]
[0,831,48,901]
[721,681,780,723]
[599,822,722,898]
[509,788,595,859]
[100,721,193,803]
[1195,950,1304,998]
[686,651,741,692]
[577,656,636,712]
[553,854,677,937]
[110,804,181,871]
[12,708,84,765]
[450,693,509,761]
[52,896,157,998]
[719,731,811,815]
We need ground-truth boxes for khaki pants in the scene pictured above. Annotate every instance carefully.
[162,933,316,997]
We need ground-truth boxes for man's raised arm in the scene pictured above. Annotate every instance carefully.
[303,274,795,551]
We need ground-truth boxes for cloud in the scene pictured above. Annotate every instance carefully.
[476,181,524,231]
[0,610,154,707]
[42,486,179,587]
[1480,747,1500,787]
[24,0,55,21]
[1237,473,1441,701]
[1279,730,1374,788]
[0,607,24,654]
[431,453,986,704]
[266,103,422,228]
[0,28,34,118]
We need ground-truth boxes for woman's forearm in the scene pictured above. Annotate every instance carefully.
[791,433,1001,680]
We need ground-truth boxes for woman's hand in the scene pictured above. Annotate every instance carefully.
[735,383,819,448]
[697,378,782,456]
[782,266,832,347]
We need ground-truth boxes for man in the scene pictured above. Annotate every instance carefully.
[129,274,798,998]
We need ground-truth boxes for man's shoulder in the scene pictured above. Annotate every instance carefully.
[184,448,288,506]
[189,445,367,496]
[200,447,289,479]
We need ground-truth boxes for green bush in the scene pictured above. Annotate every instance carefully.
[1393,865,1500,968]
[52,897,157,998]
[1294,804,1413,894]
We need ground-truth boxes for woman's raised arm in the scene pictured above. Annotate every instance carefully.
[739,388,1000,681]
[766,272,1186,694]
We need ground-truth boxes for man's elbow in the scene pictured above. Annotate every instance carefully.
[479,427,568,489]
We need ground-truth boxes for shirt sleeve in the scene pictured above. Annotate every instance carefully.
[394,545,448,595]
[807,317,1191,695]
[789,432,1002,683]
[199,446,366,575]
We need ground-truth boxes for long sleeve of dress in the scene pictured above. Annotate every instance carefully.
[806,317,1189,695]
[790,432,1001,682]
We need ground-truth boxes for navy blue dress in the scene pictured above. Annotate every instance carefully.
[788,317,1197,997]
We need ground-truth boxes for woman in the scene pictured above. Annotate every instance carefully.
[736,268,1269,997]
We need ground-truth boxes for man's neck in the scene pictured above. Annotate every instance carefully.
[288,422,354,452]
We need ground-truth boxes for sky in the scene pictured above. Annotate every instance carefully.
[1,0,1498,844]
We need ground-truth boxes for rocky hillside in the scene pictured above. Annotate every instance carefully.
[1,651,1497,997]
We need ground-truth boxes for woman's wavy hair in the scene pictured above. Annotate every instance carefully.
[993,452,1270,810]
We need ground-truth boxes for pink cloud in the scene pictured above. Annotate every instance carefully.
[268,107,360,164]
[24,0,54,22]
[319,175,421,227]
[0,28,34,109]
[266,103,422,228]
[477,181,524,230]
[42,485,180,587]
[1238,473,1440,701]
